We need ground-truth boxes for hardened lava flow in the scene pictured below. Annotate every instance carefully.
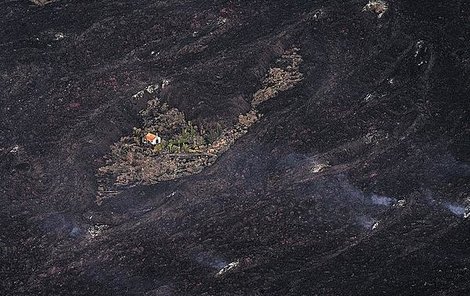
[1,0,469,295]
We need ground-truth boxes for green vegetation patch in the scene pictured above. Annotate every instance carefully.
[97,48,303,202]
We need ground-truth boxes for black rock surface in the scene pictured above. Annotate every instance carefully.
[1,0,469,295]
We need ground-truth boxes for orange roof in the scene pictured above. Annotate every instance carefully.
[145,133,157,142]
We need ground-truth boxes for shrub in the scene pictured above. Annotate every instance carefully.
[362,1,388,18]
[31,0,55,6]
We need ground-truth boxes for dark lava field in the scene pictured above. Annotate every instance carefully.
[1,0,470,295]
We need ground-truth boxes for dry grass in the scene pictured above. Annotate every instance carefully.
[252,48,303,107]
[238,110,259,128]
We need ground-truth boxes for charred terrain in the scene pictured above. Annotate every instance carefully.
[1,0,470,295]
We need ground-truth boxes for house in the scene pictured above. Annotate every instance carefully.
[144,132,161,145]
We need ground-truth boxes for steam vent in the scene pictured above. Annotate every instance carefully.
[1,1,469,295]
